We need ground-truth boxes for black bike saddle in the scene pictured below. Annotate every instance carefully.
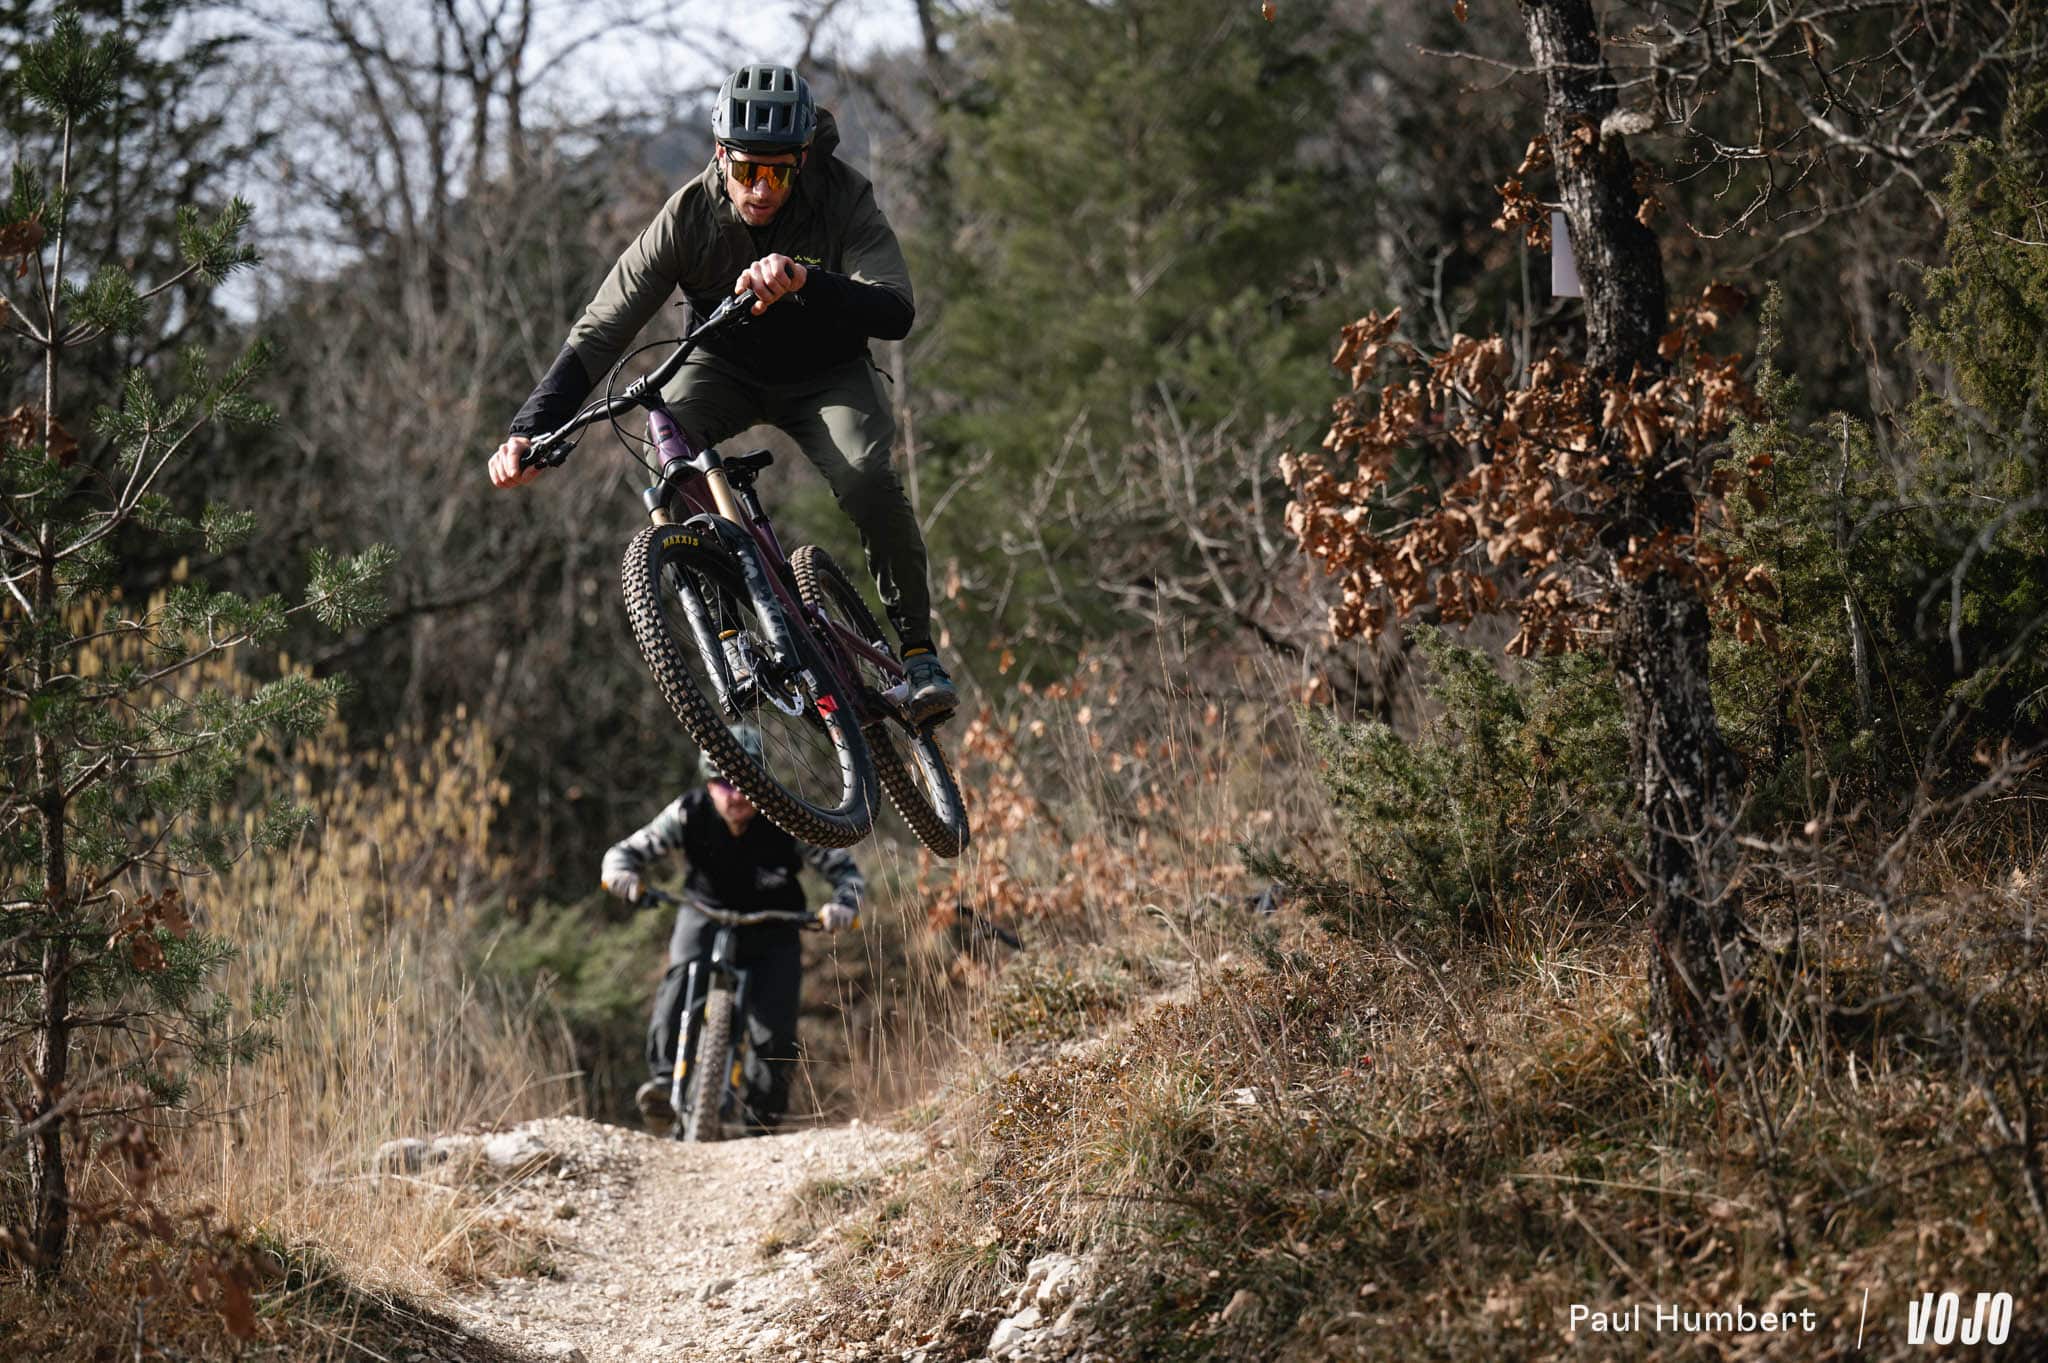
[725,448,775,488]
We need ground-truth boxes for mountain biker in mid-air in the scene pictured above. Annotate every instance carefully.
[603,725,864,1131]
[484,61,956,725]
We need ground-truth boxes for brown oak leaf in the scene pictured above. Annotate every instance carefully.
[0,216,43,275]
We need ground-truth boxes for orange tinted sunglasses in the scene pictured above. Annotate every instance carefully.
[725,155,799,190]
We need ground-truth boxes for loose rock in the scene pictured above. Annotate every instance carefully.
[985,1253,1097,1360]
[484,1129,558,1175]
[438,1118,916,1363]
[374,1138,437,1174]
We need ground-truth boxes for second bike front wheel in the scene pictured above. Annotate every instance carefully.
[791,545,970,859]
[623,524,874,848]
[684,986,734,1143]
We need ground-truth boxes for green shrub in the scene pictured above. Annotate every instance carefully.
[1714,105,2048,817]
[1299,627,1632,940]
[482,895,670,1115]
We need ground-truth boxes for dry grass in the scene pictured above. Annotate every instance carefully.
[4,640,577,1357]
[786,647,2048,1362]
[172,706,580,1296]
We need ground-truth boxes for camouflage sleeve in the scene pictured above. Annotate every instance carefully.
[802,843,865,906]
[601,797,691,884]
[565,186,696,388]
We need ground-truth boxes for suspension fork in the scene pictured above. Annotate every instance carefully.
[672,957,706,1113]
[645,408,744,527]
[671,938,746,1112]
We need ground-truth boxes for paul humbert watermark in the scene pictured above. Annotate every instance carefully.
[1567,1302,1823,1338]
[1563,1289,2018,1348]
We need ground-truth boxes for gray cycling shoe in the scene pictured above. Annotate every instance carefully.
[635,1079,675,1127]
[902,650,958,725]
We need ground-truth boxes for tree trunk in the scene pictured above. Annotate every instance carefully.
[1520,0,1747,1072]
[29,547,72,1275]
[28,914,72,1275]
[29,119,75,1275]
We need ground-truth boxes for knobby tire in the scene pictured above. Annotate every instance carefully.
[791,545,970,858]
[622,524,872,848]
[684,986,735,1143]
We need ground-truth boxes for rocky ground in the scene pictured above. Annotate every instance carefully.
[358,1109,1110,1363]
[392,1115,918,1363]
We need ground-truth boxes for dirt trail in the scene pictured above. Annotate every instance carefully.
[442,1117,917,1363]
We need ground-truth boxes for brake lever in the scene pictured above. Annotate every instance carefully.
[713,289,759,325]
[520,432,574,469]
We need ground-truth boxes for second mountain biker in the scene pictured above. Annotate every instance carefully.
[604,725,864,1131]
[484,62,956,725]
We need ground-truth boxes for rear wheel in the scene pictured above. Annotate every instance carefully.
[684,986,735,1143]
[623,524,873,848]
[792,546,970,858]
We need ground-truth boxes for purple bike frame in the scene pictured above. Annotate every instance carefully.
[645,409,904,721]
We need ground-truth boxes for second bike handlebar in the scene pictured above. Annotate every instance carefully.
[521,290,760,469]
[639,885,856,932]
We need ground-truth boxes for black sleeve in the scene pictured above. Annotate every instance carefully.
[798,270,915,341]
[509,345,595,437]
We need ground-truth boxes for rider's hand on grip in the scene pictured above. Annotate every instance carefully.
[736,257,804,315]
[604,870,644,905]
[818,898,859,933]
[489,435,543,489]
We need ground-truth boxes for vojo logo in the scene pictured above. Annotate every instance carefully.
[1906,1292,2014,1347]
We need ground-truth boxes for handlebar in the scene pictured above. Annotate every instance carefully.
[520,290,760,469]
[640,885,855,931]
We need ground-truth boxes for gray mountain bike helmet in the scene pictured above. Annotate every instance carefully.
[711,65,816,154]
[698,724,766,785]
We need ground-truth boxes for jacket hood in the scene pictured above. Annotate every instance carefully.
[809,107,842,162]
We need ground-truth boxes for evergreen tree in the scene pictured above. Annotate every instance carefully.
[0,0,267,377]
[0,11,390,1276]
[913,0,1378,654]
[1714,92,2048,808]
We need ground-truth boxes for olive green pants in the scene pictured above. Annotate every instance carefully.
[663,350,932,650]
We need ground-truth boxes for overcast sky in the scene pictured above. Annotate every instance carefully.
[211,0,928,306]
[518,0,922,127]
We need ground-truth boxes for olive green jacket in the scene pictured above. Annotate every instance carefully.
[511,109,913,435]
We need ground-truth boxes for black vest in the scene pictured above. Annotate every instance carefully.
[678,788,807,913]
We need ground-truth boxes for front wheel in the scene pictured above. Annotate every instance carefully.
[792,546,970,858]
[622,524,874,848]
[683,985,736,1143]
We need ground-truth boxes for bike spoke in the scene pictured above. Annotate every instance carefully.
[658,557,848,811]
[791,544,968,857]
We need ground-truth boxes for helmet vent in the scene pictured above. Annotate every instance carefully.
[711,64,817,151]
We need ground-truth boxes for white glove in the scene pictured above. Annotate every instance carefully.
[605,870,643,905]
[819,898,859,932]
